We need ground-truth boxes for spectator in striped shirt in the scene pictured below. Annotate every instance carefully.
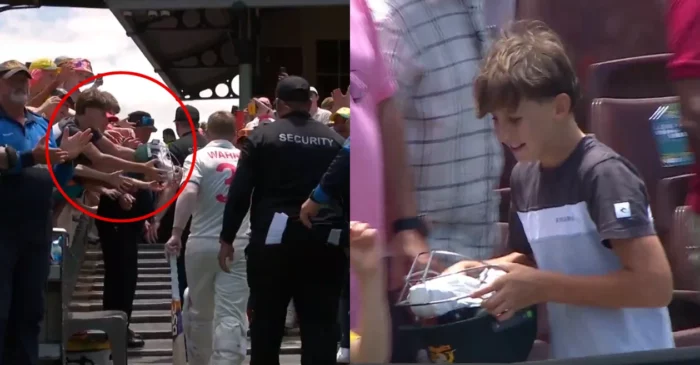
[372,0,504,262]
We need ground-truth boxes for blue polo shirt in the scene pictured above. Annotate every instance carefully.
[0,108,74,238]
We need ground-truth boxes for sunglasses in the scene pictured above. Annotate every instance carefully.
[129,115,155,127]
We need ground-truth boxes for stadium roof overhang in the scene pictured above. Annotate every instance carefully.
[2,0,345,101]
[108,0,346,101]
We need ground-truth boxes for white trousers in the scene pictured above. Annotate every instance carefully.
[184,238,249,365]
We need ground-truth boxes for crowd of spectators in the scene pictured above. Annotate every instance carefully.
[0,54,351,363]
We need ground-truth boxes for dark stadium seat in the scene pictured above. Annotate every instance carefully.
[657,174,694,241]
[587,54,673,100]
[516,0,668,132]
[589,97,692,230]
[667,206,700,347]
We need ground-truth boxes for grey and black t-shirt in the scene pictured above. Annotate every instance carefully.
[509,136,674,359]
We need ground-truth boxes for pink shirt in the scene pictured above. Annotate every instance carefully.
[349,0,396,331]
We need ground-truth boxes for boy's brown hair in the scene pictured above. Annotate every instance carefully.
[74,89,112,115]
[474,20,579,118]
[101,90,121,114]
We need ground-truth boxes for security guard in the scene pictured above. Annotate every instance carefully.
[219,76,345,365]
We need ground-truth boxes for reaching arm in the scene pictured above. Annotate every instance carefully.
[82,143,153,174]
[28,80,59,108]
[311,138,349,204]
[95,137,137,161]
[172,183,199,238]
[220,139,256,245]
[74,164,116,184]
[48,127,74,186]
[154,184,178,223]
[351,273,391,363]
[374,7,426,260]
[84,182,117,195]
[155,153,196,223]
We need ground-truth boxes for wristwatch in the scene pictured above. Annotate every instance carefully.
[392,215,429,238]
[4,145,18,171]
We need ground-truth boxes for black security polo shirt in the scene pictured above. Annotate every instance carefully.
[219,110,345,245]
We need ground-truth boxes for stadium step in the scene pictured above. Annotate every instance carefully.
[73,290,171,301]
[77,273,171,284]
[92,258,169,270]
[81,266,170,276]
[73,242,302,362]
[70,298,171,312]
[84,249,165,261]
[127,337,303,358]
[75,275,170,288]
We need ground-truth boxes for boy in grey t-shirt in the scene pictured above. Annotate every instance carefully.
[447,21,674,359]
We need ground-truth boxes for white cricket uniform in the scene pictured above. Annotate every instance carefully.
[181,140,250,365]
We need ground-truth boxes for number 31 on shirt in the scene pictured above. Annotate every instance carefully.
[215,162,237,203]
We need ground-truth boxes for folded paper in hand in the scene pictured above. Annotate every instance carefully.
[408,268,506,318]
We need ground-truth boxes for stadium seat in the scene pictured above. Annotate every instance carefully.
[656,174,694,242]
[589,97,692,229]
[586,54,673,132]
[517,0,668,132]
[667,206,700,346]
[587,54,673,100]
[668,206,700,293]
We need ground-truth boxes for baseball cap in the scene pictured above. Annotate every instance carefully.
[105,113,119,123]
[174,105,200,124]
[72,58,94,76]
[329,107,350,124]
[310,86,319,96]
[54,56,72,66]
[128,111,157,132]
[0,60,32,79]
[276,76,311,103]
[255,97,272,108]
[29,58,57,71]
[51,88,75,108]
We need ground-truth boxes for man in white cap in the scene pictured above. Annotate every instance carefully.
[310,86,331,124]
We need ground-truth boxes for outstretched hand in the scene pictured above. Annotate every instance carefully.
[470,263,546,321]
[107,170,133,191]
[60,127,93,159]
[32,136,68,164]
[331,86,350,113]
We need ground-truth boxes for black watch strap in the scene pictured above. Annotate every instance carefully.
[4,145,18,171]
[392,216,429,238]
